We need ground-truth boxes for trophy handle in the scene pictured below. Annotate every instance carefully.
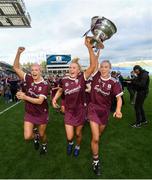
[82,29,91,37]
[90,38,104,49]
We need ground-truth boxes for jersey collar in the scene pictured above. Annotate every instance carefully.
[100,75,111,81]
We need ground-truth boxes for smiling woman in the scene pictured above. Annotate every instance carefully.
[13,47,50,155]
[31,63,42,81]
[52,37,99,160]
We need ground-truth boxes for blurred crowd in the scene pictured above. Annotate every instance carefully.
[0,71,21,103]
[0,66,150,123]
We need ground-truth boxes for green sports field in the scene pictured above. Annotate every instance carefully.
[0,80,152,179]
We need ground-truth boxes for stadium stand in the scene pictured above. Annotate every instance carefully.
[0,0,31,27]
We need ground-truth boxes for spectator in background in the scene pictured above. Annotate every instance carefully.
[7,77,20,102]
[0,81,4,96]
[126,71,137,104]
[127,65,150,128]
[117,71,124,89]
[4,83,11,103]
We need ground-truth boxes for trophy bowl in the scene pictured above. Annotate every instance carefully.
[84,16,117,50]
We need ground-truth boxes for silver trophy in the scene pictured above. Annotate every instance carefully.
[83,16,117,50]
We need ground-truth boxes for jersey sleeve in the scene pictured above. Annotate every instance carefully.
[112,81,123,97]
[24,74,33,84]
[92,71,100,80]
[38,81,49,99]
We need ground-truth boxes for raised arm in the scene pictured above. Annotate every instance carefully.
[84,37,100,80]
[13,47,26,80]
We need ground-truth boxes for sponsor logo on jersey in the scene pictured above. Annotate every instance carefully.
[65,85,81,95]
[94,85,110,96]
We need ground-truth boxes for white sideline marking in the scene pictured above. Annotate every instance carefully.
[0,101,21,115]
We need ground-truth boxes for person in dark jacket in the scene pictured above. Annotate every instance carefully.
[130,65,150,128]
[126,71,137,104]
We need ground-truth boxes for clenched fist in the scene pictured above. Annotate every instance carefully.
[113,111,122,119]
[85,36,93,49]
[17,47,25,54]
[16,91,26,100]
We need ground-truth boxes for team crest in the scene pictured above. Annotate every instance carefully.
[31,82,34,86]
[65,82,69,87]
[38,87,42,91]
[98,79,101,83]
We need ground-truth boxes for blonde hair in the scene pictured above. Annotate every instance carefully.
[71,57,82,71]
[100,60,112,69]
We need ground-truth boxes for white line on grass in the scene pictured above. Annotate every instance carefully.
[0,101,21,115]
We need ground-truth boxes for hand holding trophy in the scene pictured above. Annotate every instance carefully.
[83,16,117,51]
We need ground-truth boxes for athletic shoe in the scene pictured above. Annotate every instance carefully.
[92,160,101,176]
[131,123,141,128]
[34,138,40,150]
[141,120,148,125]
[40,144,47,155]
[67,143,73,155]
[33,127,38,134]
[73,147,80,157]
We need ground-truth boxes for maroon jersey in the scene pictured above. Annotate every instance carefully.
[60,73,86,126]
[24,74,49,117]
[90,71,123,109]
[85,76,93,105]
[20,81,27,93]
[60,73,86,111]
[88,71,123,125]
[50,80,59,98]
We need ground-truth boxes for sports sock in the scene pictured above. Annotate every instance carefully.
[75,145,80,150]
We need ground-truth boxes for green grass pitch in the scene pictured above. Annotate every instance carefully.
[0,79,151,179]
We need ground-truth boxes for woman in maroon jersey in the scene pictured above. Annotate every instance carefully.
[52,37,99,157]
[13,47,49,155]
[88,60,123,176]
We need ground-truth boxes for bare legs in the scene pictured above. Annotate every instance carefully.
[90,120,106,176]
[64,124,83,156]
[24,121,47,143]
